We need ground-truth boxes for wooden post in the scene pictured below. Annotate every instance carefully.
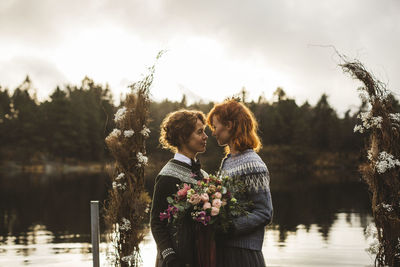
[91,201,100,267]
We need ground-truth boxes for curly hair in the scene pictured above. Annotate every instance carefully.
[159,109,206,153]
[207,99,261,153]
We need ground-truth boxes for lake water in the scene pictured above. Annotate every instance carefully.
[0,171,375,266]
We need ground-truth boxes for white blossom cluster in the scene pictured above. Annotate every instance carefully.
[115,173,125,181]
[140,125,150,137]
[354,111,383,133]
[112,181,127,190]
[114,107,127,123]
[108,129,121,139]
[365,223,380,256]
[121,252,135,264]
[367,87,390,103]
[395,238,400,258]
[119,217,131,231]
[367,148,374,161]
[380,203,394,212]
[124,129,135,138]
[375,151,400,174]
[113,173,126,190]
[377,89,390,102]
[389,113,400,123]
[137,152,148,167]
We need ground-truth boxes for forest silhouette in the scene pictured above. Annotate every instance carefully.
[1,75,399,181]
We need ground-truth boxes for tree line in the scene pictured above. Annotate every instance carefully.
[1,76,399,173]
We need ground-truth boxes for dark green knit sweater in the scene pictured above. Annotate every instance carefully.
[150,159,207,266]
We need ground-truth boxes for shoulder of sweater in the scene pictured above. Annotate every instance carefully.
[155,174,182,184]
[158,160,198,184]
[225,150,268,173]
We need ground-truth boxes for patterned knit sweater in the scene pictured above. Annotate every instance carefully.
[218,149,273,251]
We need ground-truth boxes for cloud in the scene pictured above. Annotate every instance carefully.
[0,56,68,100]
[0,0,399,113]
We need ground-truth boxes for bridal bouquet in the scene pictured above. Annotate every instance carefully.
[160,174,249,232]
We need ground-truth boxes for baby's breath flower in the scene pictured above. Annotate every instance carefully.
[137,152,148,167]
[395,238,400,258]
[112,181,127,191]
[381,203,393,212]
[367,148,374,161]
[354,125,364,133]
[119,217,131,231]
[355,111,383,133]
[375,151,400,174]
[121,251,135,264]
[140,125,150,137]
[114,107,127,123]
[106,129,121,141]
[389,113,400,122]
[123,129,135,138]
[116,173,125,181]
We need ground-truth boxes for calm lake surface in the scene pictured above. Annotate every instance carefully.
[0,171,375,267]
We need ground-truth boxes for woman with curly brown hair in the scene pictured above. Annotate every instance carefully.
[207,99,273,267]
[150,109,208,267]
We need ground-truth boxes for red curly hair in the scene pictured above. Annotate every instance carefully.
[207,99,262,154]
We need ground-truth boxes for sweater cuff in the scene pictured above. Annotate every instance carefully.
[161,247,175,259]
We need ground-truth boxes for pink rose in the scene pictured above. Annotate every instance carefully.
[177,188,187,197]
[203,202,211,210]
[183,183,191,191]
[212,198,222,208]
[211,207,220,216]
[200,193,209,202]
[214,192,222,199]
[188,194,201,205]
[177,183,191,198]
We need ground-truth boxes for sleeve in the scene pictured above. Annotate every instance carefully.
[150,175,181,259]
[231,172,273,235]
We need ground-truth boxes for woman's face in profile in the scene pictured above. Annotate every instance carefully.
[211,116,231,147]
[183,119,208,154]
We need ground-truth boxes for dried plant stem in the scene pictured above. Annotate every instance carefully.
[103,51,164,266]
[341,58,400,267]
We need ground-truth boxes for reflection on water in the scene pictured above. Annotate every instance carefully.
[0,171,374,266]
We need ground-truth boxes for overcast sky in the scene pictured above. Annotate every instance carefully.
[1,0,399,115]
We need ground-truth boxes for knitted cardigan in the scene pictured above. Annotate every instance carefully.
[150,159,207,266]
[218,149,273,251]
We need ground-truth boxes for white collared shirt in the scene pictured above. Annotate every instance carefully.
[174,153,192,166]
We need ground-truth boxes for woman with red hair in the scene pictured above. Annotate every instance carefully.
[207,99,273,267]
